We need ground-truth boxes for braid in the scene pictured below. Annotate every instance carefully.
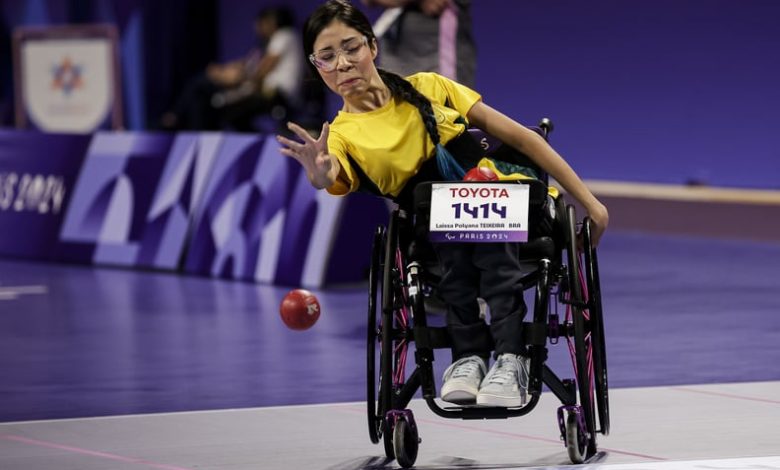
[378,69,440,146]
[378,69,465,180]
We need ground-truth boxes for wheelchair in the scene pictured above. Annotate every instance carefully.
[365,120,610,468]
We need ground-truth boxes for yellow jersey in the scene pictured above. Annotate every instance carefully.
[326,72,482,197]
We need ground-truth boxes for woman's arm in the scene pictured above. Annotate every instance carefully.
[467,101,609,244]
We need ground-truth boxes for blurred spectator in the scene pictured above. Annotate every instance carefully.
[363,0,476,87]
[160,6,305,132]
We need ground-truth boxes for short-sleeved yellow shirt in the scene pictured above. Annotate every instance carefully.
[326,72,482,197]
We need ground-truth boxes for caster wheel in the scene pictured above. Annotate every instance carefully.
[565,410,588,464]
[393,416,419,468]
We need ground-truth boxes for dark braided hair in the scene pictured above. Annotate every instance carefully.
[304,0,441,147]
[378,66,465,180]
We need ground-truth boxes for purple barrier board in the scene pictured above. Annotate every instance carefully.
[136,133,224,270]
[0,129,390,288]
[58,132,175,265]
[183,134,355,287]
[0,130,91,259]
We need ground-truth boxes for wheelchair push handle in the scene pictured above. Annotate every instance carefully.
[538,118,554,140]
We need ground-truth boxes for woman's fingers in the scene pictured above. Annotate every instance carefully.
[277,121,333,188]
[279,147,305,164]
[287,121,316,145]
[279,121,330,157]
[276,134,305,152]
[319,122,330,144]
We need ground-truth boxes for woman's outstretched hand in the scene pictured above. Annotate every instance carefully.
[277,121,337,189]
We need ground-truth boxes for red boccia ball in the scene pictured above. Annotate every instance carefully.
[463,166,499,181]
[280,289,321,331]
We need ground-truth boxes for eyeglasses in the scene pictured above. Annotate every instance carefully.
[309,36,368,72]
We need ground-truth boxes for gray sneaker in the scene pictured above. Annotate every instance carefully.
[440,355,487,404]
[476,353,529,407]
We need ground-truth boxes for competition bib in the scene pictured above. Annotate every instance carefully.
[428,183,530,242]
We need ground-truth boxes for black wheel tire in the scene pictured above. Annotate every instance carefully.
[565,412,587,464]
[393,418,419,468]
[379,212,403,460]
[382,415,395,459]
[565,205,598,457]
[367,226,385,444]
[583,219,610,436]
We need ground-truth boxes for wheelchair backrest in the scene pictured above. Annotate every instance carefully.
[467,127,504,154]
[466,127,549,184]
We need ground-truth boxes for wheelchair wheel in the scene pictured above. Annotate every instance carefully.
[564,204,598,458]
[393,414,419,469]
[583,218,610,436]
[564,410,588,464]
[367,226,386,446]
[381,417,395,459]
[367,212,413,460]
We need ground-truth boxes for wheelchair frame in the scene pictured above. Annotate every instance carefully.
[365,122,610,468]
